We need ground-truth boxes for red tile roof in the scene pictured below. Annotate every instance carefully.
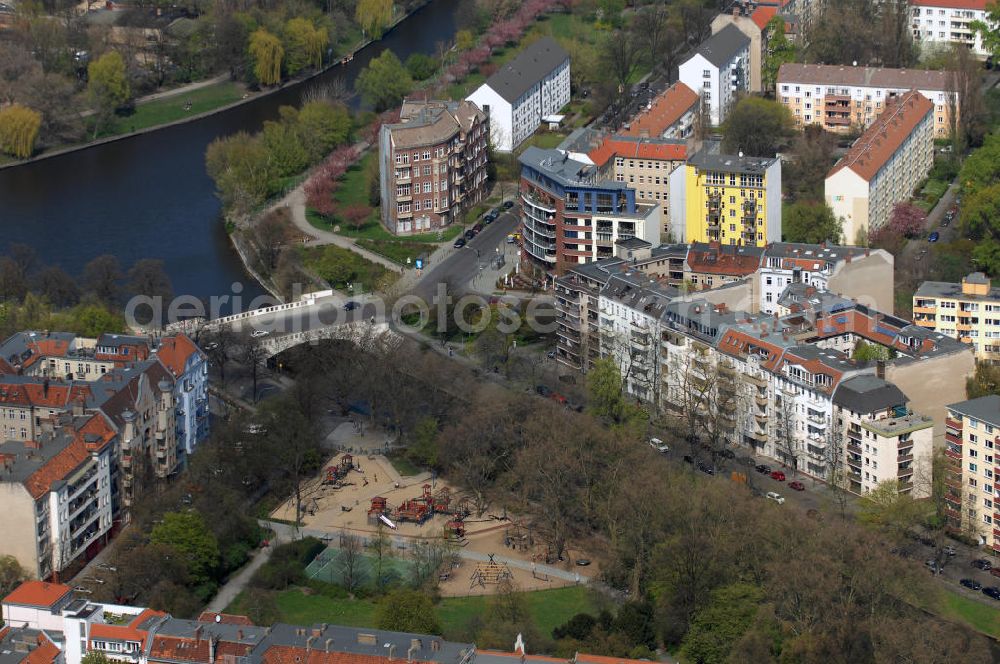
[621,82,699,138]
[157,335,201,378]
[196,612,254,626]
[149,636,254,663]
[827,90,933,182]
[23,414,116,499]
[687,243,763,277]
[477,651,565,664]
[90,609,166,647]
[750,6,778,30]
[24,633,60,664]
[910,0,986,9]
[576,655,654,664]
[2,581,72,608]
[587,137,686,167]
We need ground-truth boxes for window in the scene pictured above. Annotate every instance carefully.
[422,151,431,160]
[703,69,711,79]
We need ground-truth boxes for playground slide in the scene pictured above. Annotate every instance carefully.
[379,514,398,530]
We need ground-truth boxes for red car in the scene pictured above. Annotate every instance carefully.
[770,470,786,481]
[789,481,805,491]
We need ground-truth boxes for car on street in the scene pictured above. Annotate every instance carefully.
[984,586,1000,600]
[928,231,939,242]
[502,200,514,209]
[755,464,771,474]
[973,558,993,571]
[96,563,117,572]
[472,223,484,234]
[770,470,786,481]
[250,329,269,338]
[697,462,715,475]
[915,249,928,261]
[943,545,957,556]
[550,392,568,405]
[941,216,951,227]
[506,234,516,243]
[989,567,1000,579]
[649,438,670,453]
[454,237,466,248]
[464,229,476,239]
[73,586,92,594]
[483,214,494,224]
[719,449,735,459]
[766,492,785,505]
[789,481,805,491]
[204,342,219,351]
[343,301,359,311]
[960,578,982,591]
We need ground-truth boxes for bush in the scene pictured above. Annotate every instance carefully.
[250,537,325,590]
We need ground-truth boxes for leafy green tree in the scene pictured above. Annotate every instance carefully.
[455,29,475,51]
[205,132,276,215]
[87,51,130,138]
[150,511,220,585]
[762,17,796,92]
[407,416,439,468]
[721,97,794,157]
[250,29,284,86]
[262,116,309,177]
[971,2,1000,61]
[967,361,1000,398]
[81,653,111,664]
[356,50,413,111]
[782,202,842,244]
[587,356,626,422]
[375,589,441,633]
[0,104,41,159]
[356,0,394,39]
[0,554,27,599]
[858,480,928,536]
[296,100,351,162]
[284,18,328,75]
[405,53,438,81]
[959,132,1000,195]
[680,584,765,664]
[852,339,894,362]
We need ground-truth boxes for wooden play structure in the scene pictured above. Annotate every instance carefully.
[323,454,354,484]
[469,553,514,589]
[367,484,468,528]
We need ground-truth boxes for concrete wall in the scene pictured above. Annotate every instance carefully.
[825,167,869,244]
[467,85,513,152]
[0,483,40,577]
[886,348,976,445]
[827,249,895,314]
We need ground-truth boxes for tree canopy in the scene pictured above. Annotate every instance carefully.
[356,0,394,39]
[150,511,220,585]
[721,97,794,157]
[762,17,796,92]
[374,589,441,634]
[355,50,413,111]
[87,51,130,137]
[0,104,41,159]
[250,29,284,86]
[971,1,1000,61]
[782,202,842,244]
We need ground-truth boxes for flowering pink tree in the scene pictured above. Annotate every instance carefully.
[887,202,928,238]
[304,144,362,218]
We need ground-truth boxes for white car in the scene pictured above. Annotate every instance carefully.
[766,491,785,505]
[648,437,670,453]
[250,329,269,338]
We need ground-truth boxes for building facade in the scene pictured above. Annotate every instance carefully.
[378,100,489,236]
[777,62,957,137]
[518,146,659,271]
[621,82,699,140]
[678,24,751,126]
[945,396,1000,549]
[466,37,570,152]
[914,272,1000,363]
[825,90,935,242]
[911,0,993,59]
[668,147,781,247]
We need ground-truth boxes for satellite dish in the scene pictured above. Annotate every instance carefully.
[853,60,858,67]
[738,151,744,158]
[215,615,221,623]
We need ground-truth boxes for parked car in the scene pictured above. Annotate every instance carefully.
[472,223,484,234]
[683,455,694,464]
[73,586,92,594]
[535,385,552,397]
[928,231,940,242]
[343,301,359,311]
[454,237,466,248]
[549,392,568,405]
[766,491,785,504]
[960,578,982,591]
[755,464,771,474]
[989,567,1000,579]
[972,559,993,571]
[502,200,514,209]
[789,481,805,491]
[506,233,517,244]
[483,214,494,224]
[698,463,715,475]
[719,449,735,459]
[250,329,269,338]
[984,586,1000,600]
[943,545,957,556]
[464,229,476,239]
[649,438,670,453]
[770,470,786,481]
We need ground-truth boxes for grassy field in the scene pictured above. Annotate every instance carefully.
[227,584,596,637]
[102,81,244,137]
[935,588,1000,638]
[385,452,423,477]
[300,244,397,293]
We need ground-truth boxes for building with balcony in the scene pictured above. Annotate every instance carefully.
[621,82,700,140]
[517,146,659,271]
[668,146,781,247]
[913,272,1000,363]
[833,375,934,497]
[378,99,489,236]
[911,0,994,59]
[466,37,570,152]
[777,62,957,137]
[152,334,209,464]
[944,395,1000,548]
[678,24,751,126]
[825,90,934,243]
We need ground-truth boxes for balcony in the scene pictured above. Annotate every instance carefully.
[521,191,556,214]
[824,114,851,126]
[912,305,937,315]
[557,326,581,342]
[745,373,767,387]
[847,442,862,455]
[807,412,826,425]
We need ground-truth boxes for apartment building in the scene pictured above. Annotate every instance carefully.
[914,271,1000,363]
[944,395,1000,548]
[668,146,781,247]
[711,3,786,93]
[466,36,570,152]
[154,335,209,460]
[825,90,935,242]
[378,99,489,236]
[777,62,957,137]
[621,82,700,140]
[679,25,751,126]
[759,242,895,314]
[911,0,994,59]
[0,412,117,580]
[684,241,764,290]
[518,146,659,271]
[587,135,687,237]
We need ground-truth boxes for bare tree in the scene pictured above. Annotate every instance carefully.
[202,327,238,386]
[367,521,392,591]
[773,389,800,474]
[337,529,365,592]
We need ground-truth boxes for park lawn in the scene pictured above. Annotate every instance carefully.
[357,238,435,266]
[437,586,597,638]
[935,588,1000,639]
[300,244,395,293]
[229,588,379,628]
[385,452,422,477]
[106,81,244,136]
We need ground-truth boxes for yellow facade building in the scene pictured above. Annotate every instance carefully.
[667,148,781,246]
[914,272,1000,363]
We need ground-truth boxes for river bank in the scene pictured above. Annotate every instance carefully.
[0,1,430,173]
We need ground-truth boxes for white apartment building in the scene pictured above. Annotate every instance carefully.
[945,395,1000,549]
[911,0,994,59]
[678,24,751,126]
[825,90,935,242]
[466,37,570,152]
[777,62,957,137]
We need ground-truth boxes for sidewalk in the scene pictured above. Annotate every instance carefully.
[468,241,517,294]
[203,524,292,613]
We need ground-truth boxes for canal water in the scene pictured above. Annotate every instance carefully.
[0,0,460,307]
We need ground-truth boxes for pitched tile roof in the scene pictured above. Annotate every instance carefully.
[687,241,764,276]
[777,63,952,91]
[587,136,686,167]
[2,581,72,608]
[90,609,166,647]
[750,6,778,30]
[21,414,116,499]
[477,37,569,104]
[827,90,933,182]
[155,335,202,379]
[22,633,60,664]
[691,24,750,68]
[622,82,699,138]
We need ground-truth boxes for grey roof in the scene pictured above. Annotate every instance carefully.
[519,146,626,190]
[0,414,92,488]
[0,331,77,369]
[693,24,750,68]
[153,617,266,644]
[915,278,1000,302]
[687,148,776,174]
[833,375,908,413]
[948,395,1000,425]
[260,624,473,664]
[0,627,63,664]
[601,275,677,319]
[764,242,872,264]
[616,237,651,249]
[480,36,569,104]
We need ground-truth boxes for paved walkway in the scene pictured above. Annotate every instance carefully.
[457,550,590,584]
[203,523,292,613]
[135,73,232,106]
